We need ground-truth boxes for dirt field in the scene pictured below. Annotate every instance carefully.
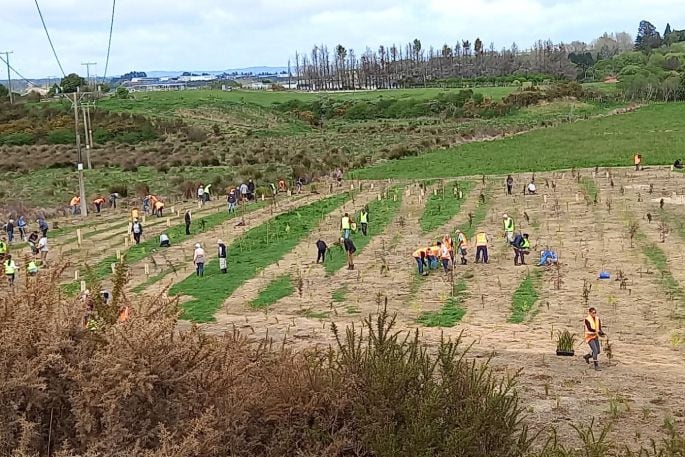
[6,168,684,446]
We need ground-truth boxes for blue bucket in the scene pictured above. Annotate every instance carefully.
[599,271,610,280]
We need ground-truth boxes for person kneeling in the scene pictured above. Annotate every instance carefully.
[159,233,171,247]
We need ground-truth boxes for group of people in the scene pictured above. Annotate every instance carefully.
[412,230,473,276]
[1,216,50,286]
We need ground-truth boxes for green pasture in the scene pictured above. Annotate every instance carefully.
[353,103,685,179]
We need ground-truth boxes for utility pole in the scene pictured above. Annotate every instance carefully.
[81,102,92,169]
[73,91,88,217]
[81,62,97,87]
[1,50,13,104]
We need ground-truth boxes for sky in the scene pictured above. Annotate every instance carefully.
[1,0,683,79]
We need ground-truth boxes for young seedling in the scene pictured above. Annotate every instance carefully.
[646,213,652,223]
[658,221,669,243]
[628,221,639,248]
[581,280,592,307]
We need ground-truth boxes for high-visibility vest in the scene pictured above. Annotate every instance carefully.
[584,314,601,342]
[504,217,514,232]
[155,201,164,209]
[341,216,350,230]
[27,261,38,274]
[131,209,139,219]
[634,154,641,165]
[443,236,453,251]
[118,306,131,323]
[476,233,488,246]
[521,239,530,249]
[440,245,450,259]
[4,260,16,275]
[413,248,426,258]
[457,233,467,246]
[0,241,6,254]
[429,246,440,256]
[360,212,368,224]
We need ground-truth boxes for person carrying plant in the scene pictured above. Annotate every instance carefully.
[131,219,143,245]
[475,231,489,264]
[185,210,192,235]
[583,307,605,371]
[359,207,369,236]
[343,237,356,270]
[217,239,227,274]
[503,213,515,243]
[193,243,206,277]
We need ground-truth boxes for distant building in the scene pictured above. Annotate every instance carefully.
[23,85,49,96]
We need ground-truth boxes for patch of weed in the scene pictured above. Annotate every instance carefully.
[250,275,295,310]
[417,280,467,327]
[420,180,473,233]
[509,269,543,323]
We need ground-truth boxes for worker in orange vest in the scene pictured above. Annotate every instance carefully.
[92,197,106,214]
[154,200,165,217]
[412,247,429,276]
[118,305,131,323]
[583,307,606,371]
[443,234,454,264]
[69,196,81,215]
[634,153,642,171]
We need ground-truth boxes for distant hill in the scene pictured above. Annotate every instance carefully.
[145,67,288,78]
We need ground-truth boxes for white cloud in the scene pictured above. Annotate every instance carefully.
[0,0,683,78]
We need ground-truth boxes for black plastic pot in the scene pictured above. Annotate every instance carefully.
[556,350,575,356]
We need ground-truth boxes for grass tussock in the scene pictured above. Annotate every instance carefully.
[417,279,468,327]
[1,271,684,456]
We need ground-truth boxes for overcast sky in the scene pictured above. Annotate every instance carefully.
[1,0,683,79]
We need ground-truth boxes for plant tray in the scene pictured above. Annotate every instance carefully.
[556,350,575,357]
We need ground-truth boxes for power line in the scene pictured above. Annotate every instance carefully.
[0,53,41,87]
[102,0,116,81]
[33,0,66,77]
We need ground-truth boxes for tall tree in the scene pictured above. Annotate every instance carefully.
[664,23,672,37]
[635,20,662,51]
[60,73,86,93]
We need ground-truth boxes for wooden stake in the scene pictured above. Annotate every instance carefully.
[166,217,171,227]
[370,183,374,190]
[142,214,146,223]
[74,270,79,280]
[124,236,129,247]
[261,194,265,201]
[80,280,86,292]
[76,229,82,246]
[116,249,121,260]
[111,263,116,274]
[144,263,150,276]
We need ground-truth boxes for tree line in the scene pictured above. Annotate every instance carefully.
[292,38,577,90]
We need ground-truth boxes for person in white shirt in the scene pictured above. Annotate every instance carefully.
[159,233,170,247]
[193,243,206,277]
[197,185,205,207]
[38,235,48,265]
[527,181,537,195]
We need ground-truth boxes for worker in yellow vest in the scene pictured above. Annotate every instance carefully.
[4,254,17,286]
[412,247,429,276]
[131,208,140,221]
[583,307,606,371]
[503,213,515,243]
[27,259,38,276]
[341,213,351,240]
[475,231,489,264]
[359,207,369,236]
[0,237,7,262]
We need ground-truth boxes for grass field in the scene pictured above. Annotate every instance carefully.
[169,192,350,322]
[353,103,685,179]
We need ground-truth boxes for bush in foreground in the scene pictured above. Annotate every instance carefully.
[0,268,683,456]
